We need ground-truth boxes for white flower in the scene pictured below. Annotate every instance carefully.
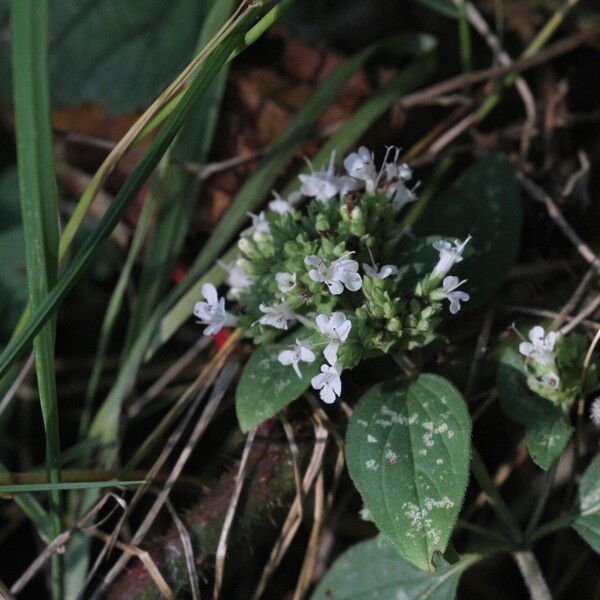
[219,259,253,298]
[590,398,600,428]
[316,312,351,365]
[362,263,398,280]
[278,339,316,378]
[432,235,472,278]
[338,175,364,197]
[519,326,557,365]
[258,303,296,330]
[385,161,412,182]
[276,272,297,293]
[440,276,470,314]
[242,211,270,236]
[539,372,560,390]
[305,255,362,295]
[390,183,417,211]
[383,160,417,209]
[298,151,339,202]
[193,283,236,335]
[343,146,377,192]
[269,190,302,214]
[311,363,343,404]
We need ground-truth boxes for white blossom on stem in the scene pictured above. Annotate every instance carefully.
[242,211,270,236]
[193,283,236,335]
[384,161,417,210]
[343,146,377,192]
[539,372,560,390]
[316,312,351,365]
[269,190,302,214]
[277,339,316,378]
[258,303,295,330]
[338,175,364,198]
[305,255,362,295]
[219,259,253,297]
[298,152,339,202]
[519,326,557,365]
[311,363,343,404]
[432,236,472,278]
[362,263,398,280]
[440,276,470,314]
[276,272,297,293]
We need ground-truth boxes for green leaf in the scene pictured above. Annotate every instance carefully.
[497,348,573,470]
[11,4,63,593]
[0,166,21,230]
[311,535,477,600]
[346,374,471,572]
[413,0,460,18]
[0,225,27,338]
[393,235,441,293]
[413,154,522,311]
[0,479,143,494]
[526,415,573,471]
[573,453,600,552]
[0,0,214,113]
[236,336,320,433]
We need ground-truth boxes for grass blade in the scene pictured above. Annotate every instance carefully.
[123,0,237,352]
[10,0,62,593]
[0,480,143,494]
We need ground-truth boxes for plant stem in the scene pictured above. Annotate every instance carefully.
[527,512,577,543]
[525,462,557,537]
[457,0,473,77]
[471,448,522,543]
[457,520,512,544]
[513,551,552,600]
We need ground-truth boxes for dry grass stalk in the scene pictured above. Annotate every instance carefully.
[213,427,257,599]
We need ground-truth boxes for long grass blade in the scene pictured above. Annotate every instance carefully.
[0,480,143,494]
[10,0,62,594]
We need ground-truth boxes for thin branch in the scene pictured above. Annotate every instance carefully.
[517,172,600,275]
[513,551,552,600]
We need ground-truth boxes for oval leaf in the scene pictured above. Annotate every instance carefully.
[346,374,471,571]
[573,453,600,552]
[311,535,477,600]
[236,340,320,432]
[497,348,573,470]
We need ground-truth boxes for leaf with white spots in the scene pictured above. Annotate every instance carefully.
[310,535,478,600]
[572,453,600,553]
[497,348,573,470]
[235,337,320,433]
[346,374,471,572]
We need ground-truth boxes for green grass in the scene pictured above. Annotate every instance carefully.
[10,0,62,594]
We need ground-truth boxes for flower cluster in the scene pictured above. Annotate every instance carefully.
[194,147,473,404]
[518,325,598,408]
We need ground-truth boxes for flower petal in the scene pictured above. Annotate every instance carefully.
[202,283,218,306]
